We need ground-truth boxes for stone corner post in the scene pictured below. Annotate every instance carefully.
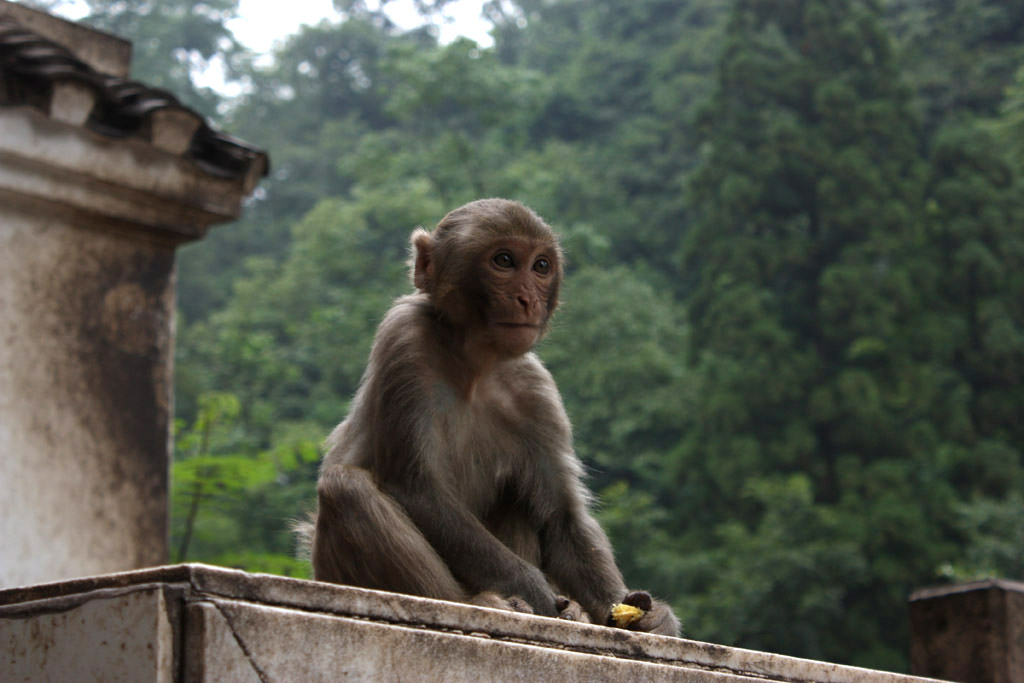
[910,578,1024,683]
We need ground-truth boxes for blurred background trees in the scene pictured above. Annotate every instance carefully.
[38,0,1024,672]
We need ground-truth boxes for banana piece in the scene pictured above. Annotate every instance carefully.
[610,602,645,628]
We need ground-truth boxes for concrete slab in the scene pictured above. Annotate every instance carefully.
[0,587,175,682]
[0,564,947,683]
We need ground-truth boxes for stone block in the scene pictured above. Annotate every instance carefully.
[0,588,175,682]
[910,579,1024,683]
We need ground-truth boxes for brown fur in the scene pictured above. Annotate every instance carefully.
[305,199,679,635]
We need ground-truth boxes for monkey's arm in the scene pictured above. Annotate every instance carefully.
[540,503,627,621]
[540,492,681,637]
[384,479,560,617]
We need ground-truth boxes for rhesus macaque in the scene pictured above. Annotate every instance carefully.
[303,198,679,636]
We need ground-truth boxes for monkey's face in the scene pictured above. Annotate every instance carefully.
[479,238,558,357]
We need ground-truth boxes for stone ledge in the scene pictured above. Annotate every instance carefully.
[909,578,1024,602]
[0,107,252,242]
[0,563,945,682]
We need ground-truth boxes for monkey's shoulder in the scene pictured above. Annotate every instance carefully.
[492,352,559,398]
[371,294,433,346]
[483,355,570,435]
[363,295,442,377]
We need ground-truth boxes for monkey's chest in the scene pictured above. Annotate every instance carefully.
[430,386,537,512]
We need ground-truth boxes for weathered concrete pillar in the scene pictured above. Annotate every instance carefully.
[910,579,1024,683]
[0,1,266,589]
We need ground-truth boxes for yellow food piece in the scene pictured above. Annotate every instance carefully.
[610,602,645,628]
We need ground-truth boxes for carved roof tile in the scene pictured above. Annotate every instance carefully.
[0,17,268,182]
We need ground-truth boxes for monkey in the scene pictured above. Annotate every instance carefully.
[302,198,679,636]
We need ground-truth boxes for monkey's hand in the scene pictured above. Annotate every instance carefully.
[470,592,535,614]
[606,590,680,637]
[488,562,559,617]
[555,596,592,623]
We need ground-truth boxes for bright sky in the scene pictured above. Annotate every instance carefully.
[47,0,494,94]
[232,0,494,53]
[50,0,494,54]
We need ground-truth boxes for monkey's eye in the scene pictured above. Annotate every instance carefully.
[533,258,551,274]
[493,252,515,269]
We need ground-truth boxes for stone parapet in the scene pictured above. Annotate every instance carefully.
[0,564,946,682]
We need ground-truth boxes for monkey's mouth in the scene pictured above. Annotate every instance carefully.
[496,322,540,329]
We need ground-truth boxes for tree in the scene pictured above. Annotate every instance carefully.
[177,184,445,441]
[172,392,318,577]
[176,16,423,321]
[914,125,1024,572]
[886,0,1024,131]
[490,0,730,270]
[540,263,693,603]
[680,0,943,669]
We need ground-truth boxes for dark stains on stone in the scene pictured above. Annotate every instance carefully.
[43,227,176,568]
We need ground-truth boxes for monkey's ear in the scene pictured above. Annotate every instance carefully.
[410,228,434,292]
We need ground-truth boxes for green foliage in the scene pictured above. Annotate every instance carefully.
[59,0,1024,671]
[942,492,1024,580]
[171,392,320,573]
[677,0,982,670]
[681,474,871,663]
[886,0,1024,130]
[543,265,691,489]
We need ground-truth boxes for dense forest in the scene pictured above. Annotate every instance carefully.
[38,0,1024,672]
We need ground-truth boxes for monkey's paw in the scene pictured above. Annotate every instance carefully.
[555,596,592,623]
[608,590,680,636]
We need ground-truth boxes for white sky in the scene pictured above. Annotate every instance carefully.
[232,0,494,53]
[50,0,493,54]
[47,0,494,94]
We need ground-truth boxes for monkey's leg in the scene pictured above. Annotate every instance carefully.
[313,465,466,602]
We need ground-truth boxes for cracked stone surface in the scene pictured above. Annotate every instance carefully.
[0,564,948,682]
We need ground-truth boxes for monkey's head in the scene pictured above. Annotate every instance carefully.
[410,198,563,357]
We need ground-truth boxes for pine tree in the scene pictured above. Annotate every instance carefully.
[923,125,1024,498]
[678,0,941,669]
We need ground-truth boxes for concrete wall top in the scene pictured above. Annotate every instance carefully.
[910,578,1024,602]
[0,563,947,683]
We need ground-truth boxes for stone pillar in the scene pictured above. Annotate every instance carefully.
[910,578,1024,682]
[0,1,267,588]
